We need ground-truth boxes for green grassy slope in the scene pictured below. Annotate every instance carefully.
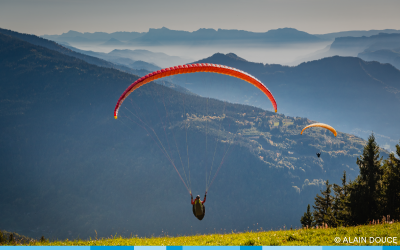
[2,223,399,246]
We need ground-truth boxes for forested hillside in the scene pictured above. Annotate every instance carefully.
[0,32,384,240]
[164,53,400,152]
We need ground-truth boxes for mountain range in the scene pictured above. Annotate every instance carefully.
[294,33,400,67]
[41,30,144,44]
[101,38,125,46]
[330,33,400,56]
[64,46,187,69]
[10,26,400,150]
[314,29,400,41]
[163,53,400,152]
[0,30,386,240]
[40,28,400,70]
[42,27,400,46]
[0,28,150,76]
[126,27,324,45]
[358,49,400,70]
[42,27,326,46]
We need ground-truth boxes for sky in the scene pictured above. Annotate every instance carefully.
[1,0,400,36]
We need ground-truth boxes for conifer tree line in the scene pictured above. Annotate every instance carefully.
[301,134,400,227]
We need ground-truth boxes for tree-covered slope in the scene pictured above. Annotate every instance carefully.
[0,27,147,77]
[165,53,400,151]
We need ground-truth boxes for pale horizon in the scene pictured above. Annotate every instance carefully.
[1,0,399,36]
[39,26,400,37]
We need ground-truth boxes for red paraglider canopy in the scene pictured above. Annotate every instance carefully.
[114,63,277,118]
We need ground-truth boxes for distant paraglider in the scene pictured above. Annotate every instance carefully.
[316,152,321,158]
[300,123,337,137]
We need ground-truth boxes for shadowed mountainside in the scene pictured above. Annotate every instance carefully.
[163,53,400,151]
[0,27,149,77]
[0,32,376,240]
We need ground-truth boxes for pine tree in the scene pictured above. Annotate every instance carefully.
[348,133,383,224]
[382,141,400,221]
[313,180,334,226]
[9,233,14,243]
[300,204,314,228]
[0,231,5,244]
[332,171,350,226]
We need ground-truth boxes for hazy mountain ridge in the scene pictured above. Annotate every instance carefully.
[0,31,373,240]
[195,53,400,96]
[41,27,324,46]
[39,28,400,68]
[65,46,187,69]
[42,30,145,43]
[166,53,400,151]
[358,49,400,69]
[354,34,400,70]
[128,60,161,71]
[0,28,187,92]
[0,27,149,77]
[129,27,324,45]
[41,27,400,46]
[292,32,400,66]
[314,29,400,41]
[108,49,187,67]
[330,33,400,55]
[0,27,115,68]
[101,38,125,46]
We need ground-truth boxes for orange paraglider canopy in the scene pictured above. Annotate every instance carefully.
[301,123,337,137]
[114,63,277,118]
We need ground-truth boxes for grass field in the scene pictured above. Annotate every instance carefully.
[2,222,399,246]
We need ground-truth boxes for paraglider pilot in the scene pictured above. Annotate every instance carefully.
[191,192,207,220]
[316,152,321,158]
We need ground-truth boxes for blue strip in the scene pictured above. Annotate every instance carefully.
[1,248,89,250]
[167,247,183,250]
[240,246,262,250]
[91,247,134,250]
[91,247,135,250]
[184,247,239,250]
[135,247,166,250]
[323,247,382,249]
[263,247,321,250]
